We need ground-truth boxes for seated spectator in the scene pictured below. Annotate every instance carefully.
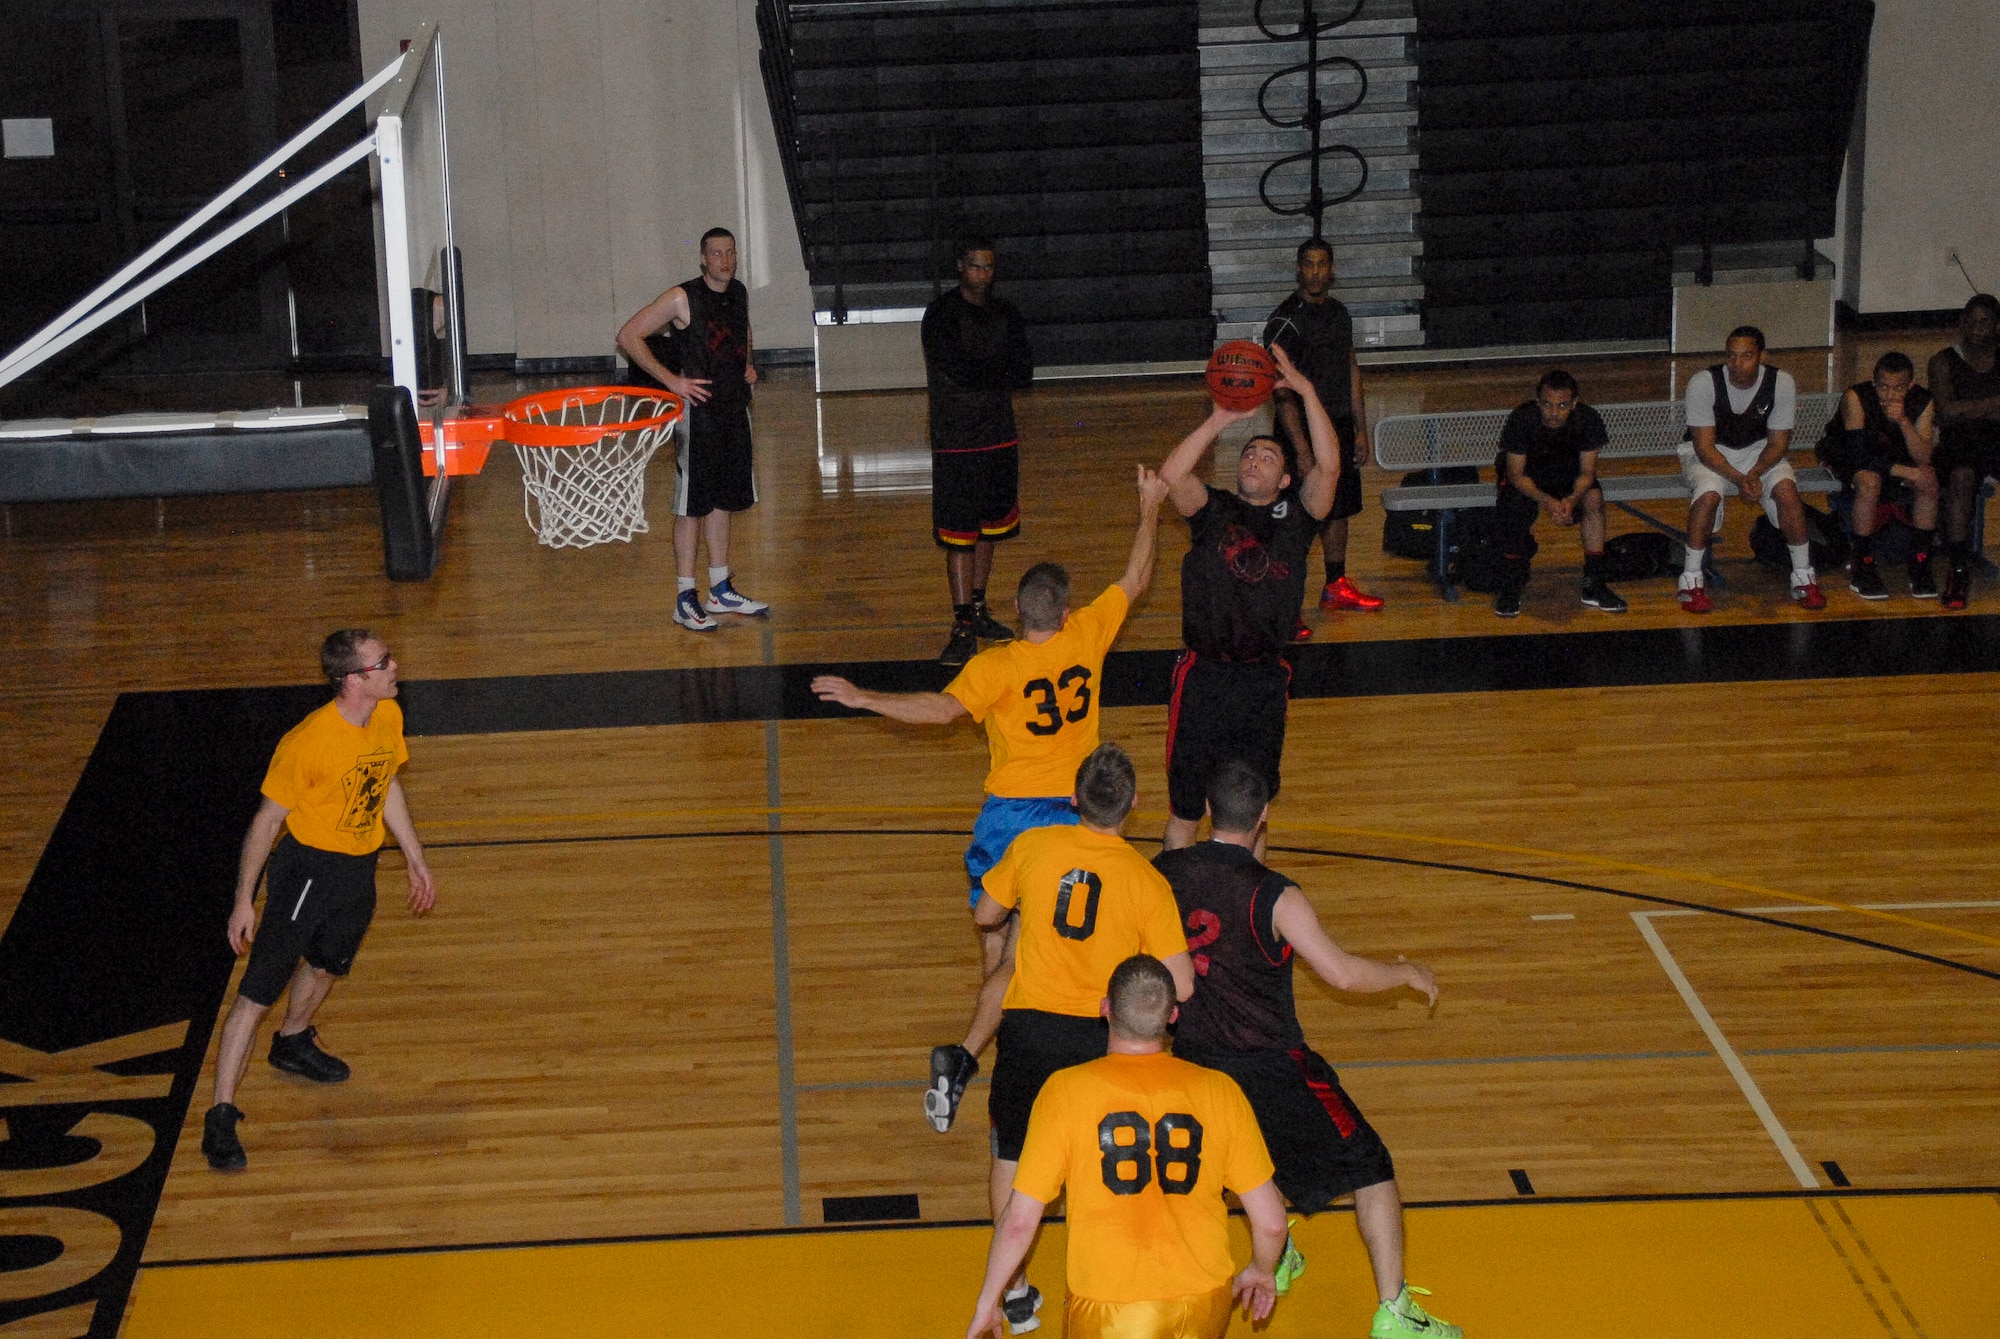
[1490,369,1625,617]
[1820,352,1936,599]
[1930,295,2000,609]
[1675,326,1824,612]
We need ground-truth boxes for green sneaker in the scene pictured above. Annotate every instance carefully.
[1273,1219,1306,1295]
[1371,1283,1461,1338]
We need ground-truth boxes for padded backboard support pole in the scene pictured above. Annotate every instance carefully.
[369,384,438,581]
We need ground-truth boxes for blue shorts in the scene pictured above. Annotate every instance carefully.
[965,795,1077,906]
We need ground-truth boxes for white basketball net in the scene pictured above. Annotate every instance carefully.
[509,391,678,548]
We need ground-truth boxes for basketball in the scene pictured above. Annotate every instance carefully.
[1206,340,1278,412]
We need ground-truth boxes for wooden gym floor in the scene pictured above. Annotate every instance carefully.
[3,331,1997,1338]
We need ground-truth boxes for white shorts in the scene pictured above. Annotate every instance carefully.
[1678,440,1795,527]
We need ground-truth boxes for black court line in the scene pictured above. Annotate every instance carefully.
[141,1181,2000,1270]
[393,611,2000,735]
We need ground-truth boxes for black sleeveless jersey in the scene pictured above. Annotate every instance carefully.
[671,275,750,406]
[1849,379,1933,464]
[1179,486,1316,662]
[1707,365,1779,449]
[1154,841,1304,1054]
[1936,346,2000,448]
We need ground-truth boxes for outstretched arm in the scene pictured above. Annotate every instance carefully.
[1114,465,1174,602]
[1270,886,1438,1003]
[811,677,970,725]
[1160,405,1253,517]
[1271,344,1341,520]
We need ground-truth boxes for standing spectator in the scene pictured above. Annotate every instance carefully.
[924,236,1036,666]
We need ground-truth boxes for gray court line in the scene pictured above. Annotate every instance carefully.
[1633,910,1820,1189]
[762,620,801,1226]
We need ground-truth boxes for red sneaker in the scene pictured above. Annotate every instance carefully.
[1321,576,1384,611]
[1791,580,1826,611]
[1292,616,1313,643]
[1679,583,1713,614]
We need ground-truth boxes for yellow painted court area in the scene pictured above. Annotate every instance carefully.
[124,1192,2000,1338]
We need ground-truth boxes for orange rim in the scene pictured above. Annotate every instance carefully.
[500,385,683,448]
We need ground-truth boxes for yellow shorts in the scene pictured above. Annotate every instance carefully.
[1062,1284,1234,1339]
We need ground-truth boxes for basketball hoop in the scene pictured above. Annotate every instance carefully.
[501,386,683,549]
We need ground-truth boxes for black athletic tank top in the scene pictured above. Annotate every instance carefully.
[1937,346,2000,448]
[1180,487,1317,662]
[1155,842,1304,1054]
[1850,380,1933,463]
[671,275,750,405]
[1707,365,1778,448]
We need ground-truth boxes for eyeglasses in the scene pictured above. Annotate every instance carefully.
[350,652,392,676]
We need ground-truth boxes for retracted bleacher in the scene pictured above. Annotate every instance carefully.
[1412,0,1873,349]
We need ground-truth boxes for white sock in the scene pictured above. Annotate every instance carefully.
[1681,545,1706,586]
[1788,543,1811,573]
[677,576,697,594]
[708,565,731,588]
[1004,1283,1032,1300]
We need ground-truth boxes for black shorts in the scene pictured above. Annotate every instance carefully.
[1495,475,1597,539]
[1279,414,1362,523]
[238,834,379,1007]
[1177,1044,1394,1213]
[1818,434,1913,491]
[933,443,1021,548]
[990,1009,1108,1162]
[675,400,758,518]
[1933,425,2000,485]
[1165,652,1289,822]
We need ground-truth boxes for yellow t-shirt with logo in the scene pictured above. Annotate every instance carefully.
[984,824,1187,1017]
[943,584,1130,798]
[261,699,410,855]
[1014,1051,1275,1303]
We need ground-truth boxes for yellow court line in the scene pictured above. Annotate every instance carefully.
[423,803,2000,953]
[125,1194,2000,1339]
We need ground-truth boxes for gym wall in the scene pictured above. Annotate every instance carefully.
[1827,0,1999,316]
[354,0,816,365]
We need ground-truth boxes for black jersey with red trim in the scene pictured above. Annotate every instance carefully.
[1154,841,1304,1053]
[1179,486,1316,662]
[665,275,751,407]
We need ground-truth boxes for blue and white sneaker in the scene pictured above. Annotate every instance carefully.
[704,580,769,616]
[673,590,718,632]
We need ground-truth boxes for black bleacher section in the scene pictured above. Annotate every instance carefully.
[1413,0,1873,349]
[756,0,1213,367]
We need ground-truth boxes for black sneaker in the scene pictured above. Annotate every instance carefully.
[202,1103,247,1171]
[269,1026,351,1083]
[1494,588,1522,618]
[1580,581,1628,613]
[1910,554,1939,599]
[1001,1284,1043,1334]
[1944,561,1971,610]
[1851,560,1889,600]
[969,601,1015,642]
[939,620,979,668]
[924,1044,979,1133]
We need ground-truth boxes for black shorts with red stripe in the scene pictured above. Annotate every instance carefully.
[1176,1043,1394,1213]
[1165,651,1289,823]
[932,441,1021,548]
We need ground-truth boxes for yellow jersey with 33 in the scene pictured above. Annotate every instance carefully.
[944,584,1129,799]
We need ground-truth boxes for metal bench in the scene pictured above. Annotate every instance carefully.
[1375,393,1842,601]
